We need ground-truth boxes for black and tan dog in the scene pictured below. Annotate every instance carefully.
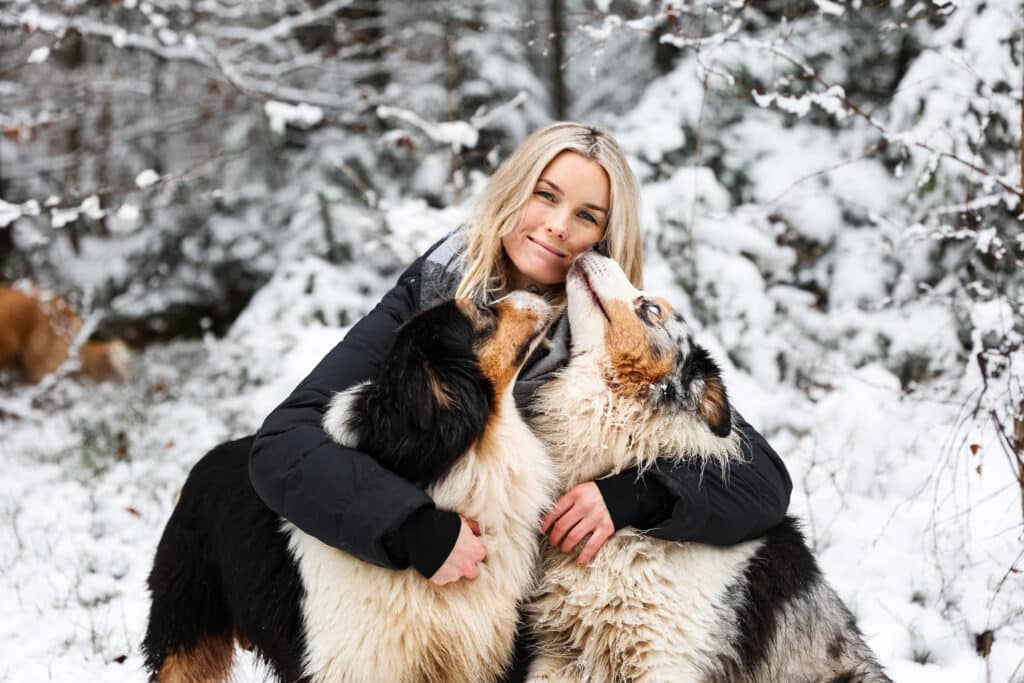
[143,292,556,682]
[526,252,891,683]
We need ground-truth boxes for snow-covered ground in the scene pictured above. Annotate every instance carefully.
[1,224,1021,681]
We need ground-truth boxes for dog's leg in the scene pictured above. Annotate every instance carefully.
[143,500,235,682]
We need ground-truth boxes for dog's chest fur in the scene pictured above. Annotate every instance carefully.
[528,363,761,681]
[286,385,556,683]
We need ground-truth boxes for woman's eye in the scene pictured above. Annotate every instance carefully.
[578,211,597,224]
[536,190,555,201]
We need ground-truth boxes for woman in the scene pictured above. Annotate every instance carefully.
[248,122,792,681]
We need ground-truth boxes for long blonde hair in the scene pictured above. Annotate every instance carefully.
[455,122,643,302]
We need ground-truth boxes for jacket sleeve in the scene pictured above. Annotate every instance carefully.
[248,249,456,571]
[596,412,792,546]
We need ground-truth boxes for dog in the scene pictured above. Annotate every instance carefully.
[143,292,557,682]
[0,283,131,384]
[524,252,891,682]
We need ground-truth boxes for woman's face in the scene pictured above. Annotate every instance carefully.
[502,151,610,291]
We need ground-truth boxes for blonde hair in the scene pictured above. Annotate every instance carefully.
[455,122,643,302]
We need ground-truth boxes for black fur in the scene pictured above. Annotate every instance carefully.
[142,436,309,681]
[347,300,494,487]
[144,300,502,681]
[727,517,822,673]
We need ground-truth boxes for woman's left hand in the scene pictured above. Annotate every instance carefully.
[540,482,614,566]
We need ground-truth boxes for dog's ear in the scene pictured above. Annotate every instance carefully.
[381,342,448,433]
[681,345,732,437]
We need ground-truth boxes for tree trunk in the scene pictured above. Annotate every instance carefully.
[548,0,566,119]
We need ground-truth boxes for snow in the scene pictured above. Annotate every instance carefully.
[2,2,1021,681]
[133,169,159,189]
[264,100,324,135]
[0,199,23,228]
[376,106,480,152]
[26,47,50,64]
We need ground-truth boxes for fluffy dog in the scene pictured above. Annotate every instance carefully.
[143,292,556,683]
[0,283,131,384]
[525,252,891,683]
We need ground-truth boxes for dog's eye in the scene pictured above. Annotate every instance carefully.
[641,301,661,319]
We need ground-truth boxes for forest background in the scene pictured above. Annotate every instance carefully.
[1,0,1022,680]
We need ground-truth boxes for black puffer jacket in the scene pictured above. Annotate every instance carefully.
[249,236,793,582]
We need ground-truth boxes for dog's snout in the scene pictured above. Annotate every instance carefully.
[592,241,610,257]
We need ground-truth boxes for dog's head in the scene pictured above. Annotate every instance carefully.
[564,251,731,437]
[342,291,552,486]
[387,290,554,418]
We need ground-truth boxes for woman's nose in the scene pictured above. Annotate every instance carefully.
[545,210,570,239]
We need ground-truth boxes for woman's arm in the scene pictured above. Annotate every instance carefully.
[248,248,464,578]
[544,413,792,559]
[602,412,792,545]
[648,412,792,545]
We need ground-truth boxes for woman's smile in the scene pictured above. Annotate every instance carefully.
[527,236,569,259]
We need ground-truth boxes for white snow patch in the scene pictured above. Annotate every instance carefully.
[134,169,160,188]
[265,100,324,135]
[27,46,50,64]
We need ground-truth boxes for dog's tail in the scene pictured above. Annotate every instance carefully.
[142,503,234,682]
[80,339,132,382]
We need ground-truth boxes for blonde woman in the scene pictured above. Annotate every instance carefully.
[249,122,792,681]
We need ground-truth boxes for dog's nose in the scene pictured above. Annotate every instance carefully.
[592,241,610,257]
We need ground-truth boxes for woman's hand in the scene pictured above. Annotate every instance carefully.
[540,482,614,565]
[429,515,486,586]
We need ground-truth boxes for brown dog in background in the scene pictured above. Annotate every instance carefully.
[0,284,131,384]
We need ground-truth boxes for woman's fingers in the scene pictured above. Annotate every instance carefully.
[543,482,615,563]
[462,515,482,536]
[559,515,592,553]
[548,503,583,547]
[539,495,572,533]
[575,520,614,565]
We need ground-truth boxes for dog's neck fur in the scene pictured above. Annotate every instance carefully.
[531,356,741,490]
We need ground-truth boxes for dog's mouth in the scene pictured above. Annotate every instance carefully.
[573,263,611,323]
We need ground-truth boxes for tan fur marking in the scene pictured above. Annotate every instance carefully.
[476,302,542,398]
[699,374,728,430]
[475,301,544,462]
[602,299,673,398]
[158,634,234,683]
[426,366,453,408]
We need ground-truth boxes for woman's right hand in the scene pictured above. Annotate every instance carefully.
[429,516,486,585]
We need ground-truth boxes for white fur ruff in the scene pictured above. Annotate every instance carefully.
[527,361,754,683]
[286,383,556,683]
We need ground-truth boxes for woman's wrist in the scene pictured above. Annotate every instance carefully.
[595,469,673,531]
[384,506,462,578]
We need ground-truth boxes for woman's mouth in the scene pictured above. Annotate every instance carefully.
[527,236,567,259]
